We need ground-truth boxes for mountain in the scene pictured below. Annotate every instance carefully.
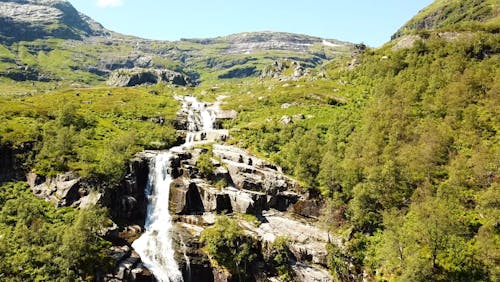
[0,0,353,89]
[0,0,107,43]
[0,0,498,282]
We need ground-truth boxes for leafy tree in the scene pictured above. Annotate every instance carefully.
[0,182,112,281]
[264,236,295,281]
[200,216,258,279]
[196,146,216,178]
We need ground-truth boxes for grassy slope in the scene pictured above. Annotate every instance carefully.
[394,0,500,37]
[0,84,187,183]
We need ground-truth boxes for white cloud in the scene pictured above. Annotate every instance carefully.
[97,0,123,8]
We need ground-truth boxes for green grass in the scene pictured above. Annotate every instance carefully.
[0,84,189,182]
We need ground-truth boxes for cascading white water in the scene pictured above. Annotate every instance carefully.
[133,96,217,282]
[184,96,215,145]
[132,152,183,282]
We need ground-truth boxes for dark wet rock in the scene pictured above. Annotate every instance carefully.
[0,143,32,183]
[170,178,205,215]
[102,151,153,227]
[172,222,215,282]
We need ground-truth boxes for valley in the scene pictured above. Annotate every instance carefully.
[0,0,499,282]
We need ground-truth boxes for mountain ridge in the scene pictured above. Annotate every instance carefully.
[393,0,499,39]
[0,0,353,86]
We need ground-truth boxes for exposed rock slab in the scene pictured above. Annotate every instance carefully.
[293,262,332,282]
[107,68,190,87]
[241,210,338,267]
[213,144,300,195]
[29,171,88,207]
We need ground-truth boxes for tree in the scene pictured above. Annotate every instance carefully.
[200,216,257,280]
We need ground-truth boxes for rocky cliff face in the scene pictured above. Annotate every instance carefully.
[183,31,349,55]
[392,0,499,39]
[164,143,333,281]
[107,68,191,87]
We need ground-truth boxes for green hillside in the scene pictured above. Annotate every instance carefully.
[393,0,500,38]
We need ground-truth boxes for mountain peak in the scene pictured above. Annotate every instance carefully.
[0,0,106,43]
[180,31,351,54]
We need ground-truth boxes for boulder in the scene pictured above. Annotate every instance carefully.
[280,115,293,125]
[105,249,154,282]
[170,178,205,215]
[197,182,232,213]
[292,262,332,282]
[30,171,84,207]
[293,114,305,120]
[224,187,267,214]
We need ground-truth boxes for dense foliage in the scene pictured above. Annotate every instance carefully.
[0,85,181,185]
[216,29,499,281]
[200,216,258,279]
[263,236,295,281]
[0,182,112,281]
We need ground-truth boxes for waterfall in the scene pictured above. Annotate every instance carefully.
[180,236,191,282]
[133,96,217,282]
[184,96,215,144]
[132,152,183,282]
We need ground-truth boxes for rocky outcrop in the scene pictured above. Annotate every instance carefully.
[172,222,215,282]
[0,65,54,82]
[217,66,260,79]
[293,262,332,282]
[102,152,155,282]
[165,144,303,217]
[107,68,191,87]
[241,210,335,279]
[105,246,153,282]
[103,151,152,227]
[261,59,311,81]
[212,145,300,194]
[29,171,88,207]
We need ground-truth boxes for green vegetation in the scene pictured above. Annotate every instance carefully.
[0,181,112,281]
[0,0,498,280]
[0,85,183,184]
[214,24,499,282]
[195,144,216,178]
[200,216,258,279]
[394,0,500,38]
[264,236,295,281]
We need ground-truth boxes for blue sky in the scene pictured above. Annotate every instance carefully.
[69,0,433,47]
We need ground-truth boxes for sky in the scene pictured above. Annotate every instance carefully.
[69,0,434,47]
